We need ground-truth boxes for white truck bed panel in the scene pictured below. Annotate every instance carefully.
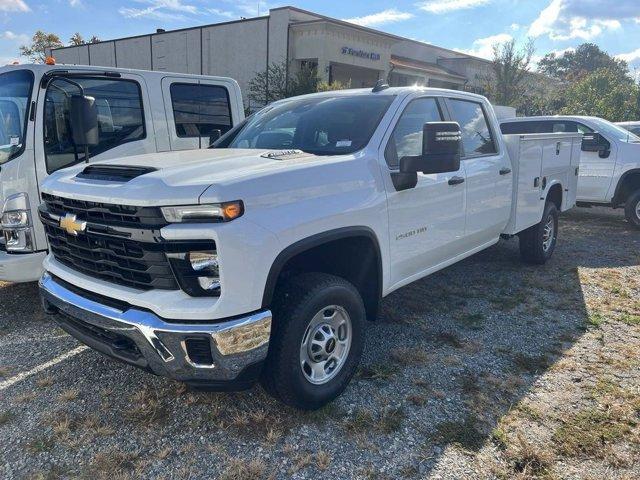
[502,133,581,235]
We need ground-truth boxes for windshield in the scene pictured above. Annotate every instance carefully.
[590,118,640,143]
[0,70,33,164]
[224,95,395,155]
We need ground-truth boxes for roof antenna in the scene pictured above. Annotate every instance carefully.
[372,79,390,93]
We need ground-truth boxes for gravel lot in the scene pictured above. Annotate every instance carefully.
[1,206,638,480]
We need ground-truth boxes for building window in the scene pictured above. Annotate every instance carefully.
[448,98,497,157]
[44,77,146,173]
[170,83,232,138]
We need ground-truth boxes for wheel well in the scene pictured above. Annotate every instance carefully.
[547,183,563,210]
[263,232,382,321]
[614,171,640,206]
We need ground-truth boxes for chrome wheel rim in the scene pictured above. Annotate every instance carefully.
[300,305,352,385]
[635,201,640,221]
[542,215,555,252]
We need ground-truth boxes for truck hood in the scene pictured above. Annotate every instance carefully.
[41,148,321,206]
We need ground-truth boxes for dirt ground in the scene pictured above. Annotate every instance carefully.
[0,206,638,480]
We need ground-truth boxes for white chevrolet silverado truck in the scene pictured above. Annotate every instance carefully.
[39,86,581,409]
[502,116,640,228]
[0,63,243,282]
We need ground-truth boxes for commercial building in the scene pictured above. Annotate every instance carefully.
[51,6,493,108]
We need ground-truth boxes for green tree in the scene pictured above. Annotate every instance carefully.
[19,30,64,63]
[560,68,640,122]
[485,39,535,107]
[89,36,101,44]
[247,61,323,107]
[538,43,629,82]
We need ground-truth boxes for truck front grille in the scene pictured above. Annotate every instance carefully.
[44,221,178,290]
[42,193,167,228]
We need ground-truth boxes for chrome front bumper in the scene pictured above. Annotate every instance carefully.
[39,272,272,387]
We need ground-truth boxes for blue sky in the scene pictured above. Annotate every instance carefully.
[0,0,636,74]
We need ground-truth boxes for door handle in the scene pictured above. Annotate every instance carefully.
[499,167,512,175]
[448,176,465,186]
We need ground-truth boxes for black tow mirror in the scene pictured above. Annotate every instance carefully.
[69,95,99,148]
[581,132,610,158]
[209,129,222,147]
[392,122,462,191]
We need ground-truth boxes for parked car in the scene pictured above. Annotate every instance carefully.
[39,86,580,409]
[0,63,244,283]
[616,121,640,137]
[501,116,640,228]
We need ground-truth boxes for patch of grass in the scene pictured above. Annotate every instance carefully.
[0,366,11,377]
[553,407,633,458]
[586,312,605,328]
[407,394,427,406]
[505,435,555,479]
[15,392,36,404]
[460,373,480,395]
[378,407,405,433]
[435,415,485,451]
[27,435,54,453]
[344,409,375,435]
[126,389,168,427]
[344,407,404,435]
[57,389,79,402]
[303,402,343,423]
[619,313,640,326]
[90,449,139,476]
[490,291,527,311]
[0,410,14,426]
[391,347,429,366]
[358,363,399,381]
[218,458,267,480]
[457,312,485,330]
[435,331,464,349]
[491,427,508,450]
[512,353,551,374]
[36,376,54,388]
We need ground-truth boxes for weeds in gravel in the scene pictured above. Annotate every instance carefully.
[504,435,555,479]
[126,389,168,427]
[36,376,54,388]
[435,331,464,349]
[586,311,605,328]
[343,406,405,435]
[0,410,13,425]
[316,450,331,470]
[219,457,266,480]
[15,391,36,403]
[379,407,405,433]
[27,435,54,453]
[391,347,430,366]
[512,353,551,374]
[57,388,79,402]
[553,407,634,459]
[435,415,485,451]
[89,449,140,478]
[358,363,399,381]
[491,427,508,450]
[0,366,10,377]
[619,313,640,326]
[456,312,485,330]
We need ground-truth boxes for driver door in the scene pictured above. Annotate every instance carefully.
[381,96,467,288]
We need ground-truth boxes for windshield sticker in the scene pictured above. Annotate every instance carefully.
[9,136,19,146]
[336,140,352,148]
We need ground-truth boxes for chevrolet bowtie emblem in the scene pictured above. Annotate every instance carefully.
[59,213,86,236]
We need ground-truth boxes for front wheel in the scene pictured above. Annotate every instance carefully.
[519,202,559,264]
[624,190,640,229]
[261,273,365,410]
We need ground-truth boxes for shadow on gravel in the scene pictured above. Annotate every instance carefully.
[1,207,637,479]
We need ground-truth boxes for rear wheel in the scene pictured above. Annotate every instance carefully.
[624,190,640,229]
[519,202,558,264]
[261,273,365,410]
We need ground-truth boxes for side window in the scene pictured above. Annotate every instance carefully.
[385,97,443,168]
[170,83,232,138]
[448,99,497,157]
[44,78,145,173]
[576,123,593,134]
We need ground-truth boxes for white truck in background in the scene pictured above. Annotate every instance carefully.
[501,116,640,228]
[39,86,580,409]
[0,64,244,282]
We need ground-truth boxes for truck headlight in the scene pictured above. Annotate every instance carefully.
[1,193,35,253]
[161,201,243,223]
[167,250,221,297]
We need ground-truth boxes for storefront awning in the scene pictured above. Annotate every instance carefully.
[390,57,467,83]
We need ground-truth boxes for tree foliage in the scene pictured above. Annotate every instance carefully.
[538,43,629,82]
[561,68,640,122]
[485,39,535,106]
[19,31,63,63]
[247,61,350,107]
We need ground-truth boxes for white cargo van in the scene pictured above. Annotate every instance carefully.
[40,86,580,408]
[0,64,244,282]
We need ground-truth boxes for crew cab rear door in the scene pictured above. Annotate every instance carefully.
[161,77,238,151]
[381,95,467,288]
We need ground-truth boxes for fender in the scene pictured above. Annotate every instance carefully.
[543,180,563,208]
[261,226,383,311]
[612,168,640,205]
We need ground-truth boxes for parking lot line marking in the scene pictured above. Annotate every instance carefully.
[0,345,88,391]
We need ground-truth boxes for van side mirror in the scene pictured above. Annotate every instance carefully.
[391,122,462,191]
[581,132,610,158]
[69,95,99,148]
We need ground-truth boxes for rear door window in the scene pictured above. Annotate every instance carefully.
[44,77,145,173]
[448,99,497,157]
[170,83,232,138]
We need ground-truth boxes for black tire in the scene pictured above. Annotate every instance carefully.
[260,272,365,410]
[624,190,640,229]
[519,202,559,264]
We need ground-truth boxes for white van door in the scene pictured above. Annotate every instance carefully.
[161,77,236,151]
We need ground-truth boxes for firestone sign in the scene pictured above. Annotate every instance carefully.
[341,46,381,61]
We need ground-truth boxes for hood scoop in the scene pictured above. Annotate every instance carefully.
[76,165,157,183]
